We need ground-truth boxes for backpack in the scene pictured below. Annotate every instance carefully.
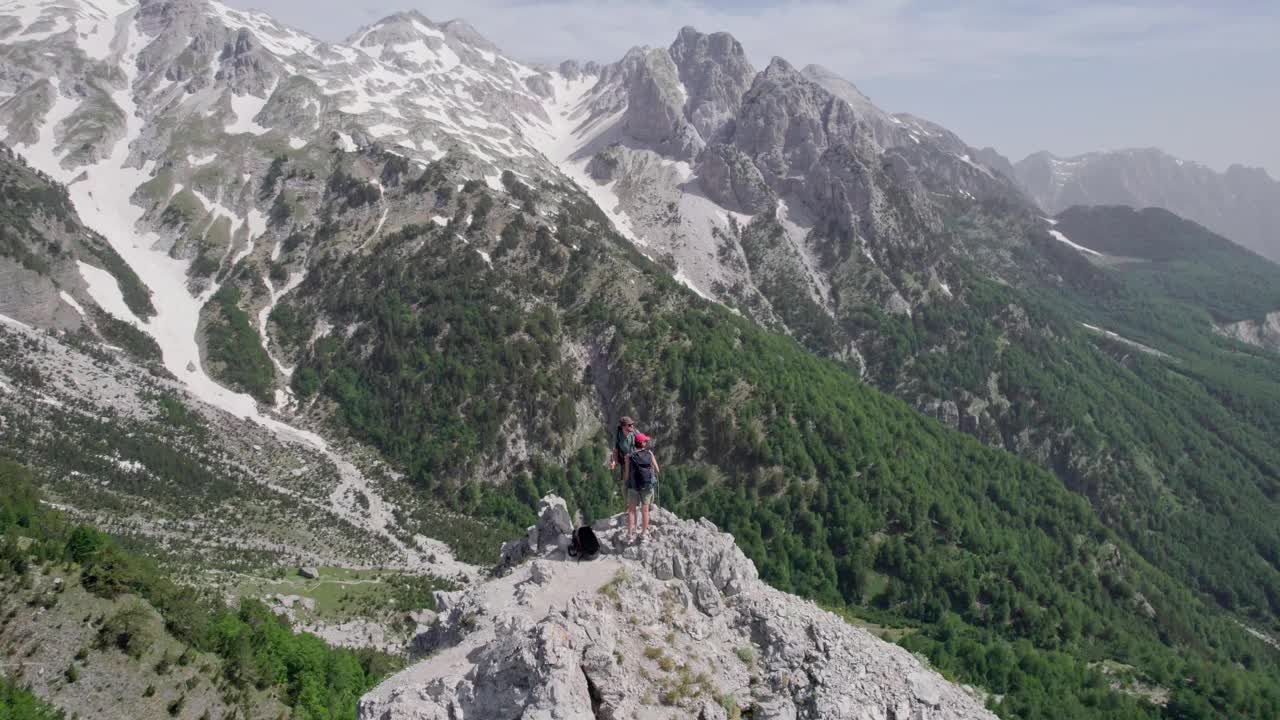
[567,526,599,560]
[628,448,656,490]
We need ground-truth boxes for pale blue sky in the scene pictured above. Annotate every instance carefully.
[226,0,1280,176]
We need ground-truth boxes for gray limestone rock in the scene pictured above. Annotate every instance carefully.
[1215,311,1280,354]
[524,73,554,99]
[669,26,756,143]
[698,143,774,214]
[939,401,960,430]
[497,494,575,569]
[363,496,996,720]
[621,48,704,160]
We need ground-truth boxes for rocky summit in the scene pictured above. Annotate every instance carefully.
[359,496,994,720]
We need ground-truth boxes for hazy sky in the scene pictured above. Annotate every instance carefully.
[224,0,1280,176]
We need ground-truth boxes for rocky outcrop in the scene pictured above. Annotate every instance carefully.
[727,58,942,245]
[497,494,575,567]
[1216,311,1280,354]
[360,497,995,720]
[669,26,755,144]
[698,143,774,213]
[800,64,902,151]
[621,48,703,160]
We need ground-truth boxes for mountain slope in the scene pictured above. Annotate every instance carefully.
[541,28,1036,364]
[1014,148,1280,262]
[3,3,1280,718]
[271,149,1280,717]
[0,142,155,344]
[0,458,398,720]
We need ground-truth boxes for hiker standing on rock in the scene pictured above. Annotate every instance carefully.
[627,433,659,542]
[609,416,637,500]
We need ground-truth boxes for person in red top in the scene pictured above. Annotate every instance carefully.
[625,433,659,543]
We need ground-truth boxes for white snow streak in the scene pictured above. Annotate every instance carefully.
[526,76,638,241]
[58,291,86,318]
[673,268,710,300]
[76,261,140,325]
[1048,228,1102,257]
[366,123,406,138]
[257,271,306,380]
[227,92,270,135]
[44,23,272,426]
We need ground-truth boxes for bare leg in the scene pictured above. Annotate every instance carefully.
[641,502,651,534]
[627,500,637,537]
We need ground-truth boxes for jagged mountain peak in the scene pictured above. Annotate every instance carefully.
[345,9,477,69]
[800,63,875,110]
[670,24,745,53]
[801,63,867,94]
[762,54,798,76]
[1225,162,1274,180]
[439,18,498,52]
[555,58,602,80]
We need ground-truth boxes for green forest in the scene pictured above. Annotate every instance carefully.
[7,137,1280,720]
[0,676,62,720]
[279,163,1280,718]
[0,459,396,720]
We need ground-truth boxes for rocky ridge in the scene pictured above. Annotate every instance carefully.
[0,0,1044,449]
[359,496,995,720]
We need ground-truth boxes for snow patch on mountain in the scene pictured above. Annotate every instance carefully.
[57,290,86,318]
[1048,228,1102,257]
[226,92,271,135]
[257,270,305,380]
[1081,323,1169,358]
[75,260,138,324]
[208,0,317,57]
[366,122,405,138]
[526,75,637,240]
[955,152,994,178]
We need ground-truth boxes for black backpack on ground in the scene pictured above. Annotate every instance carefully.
[567,526,599,560]
[628,448,657,490]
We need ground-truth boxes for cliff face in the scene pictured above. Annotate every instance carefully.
[358,497,996,720]
[1216,311,1280,355]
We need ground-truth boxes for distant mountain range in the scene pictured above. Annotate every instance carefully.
[1010,147,1280,263]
